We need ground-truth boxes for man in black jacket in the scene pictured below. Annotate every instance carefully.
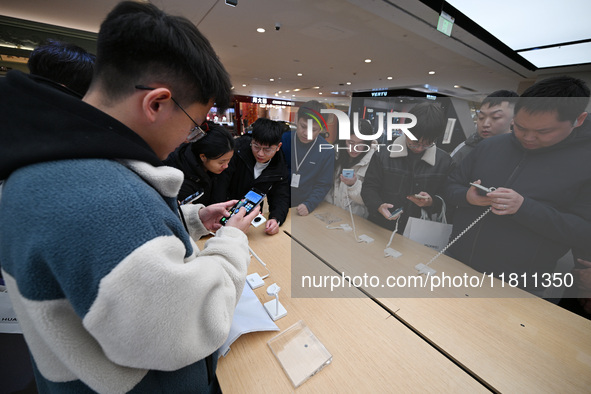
[362,102,455,232]
[213,118,290,235]
[446,76,591,296]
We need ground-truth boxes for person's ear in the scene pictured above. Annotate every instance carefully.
[276,142,282,151]
[200,153,207,163]
[141,87,172,123]
[574,112,587,128]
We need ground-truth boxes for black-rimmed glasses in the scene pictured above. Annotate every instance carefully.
[135,85,207,142]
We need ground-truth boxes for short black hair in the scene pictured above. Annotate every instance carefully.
[93,1,231,110]
[297,100,327,129]
[191,122,234,160]
[481,90,518,109]
[28,39,96,96]
[408,102,446,143]
[251,118,284,146]
[515,76,590,123]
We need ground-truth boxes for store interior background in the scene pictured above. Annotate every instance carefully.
[1,0,590,150]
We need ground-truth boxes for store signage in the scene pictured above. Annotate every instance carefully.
[251,96,295,106]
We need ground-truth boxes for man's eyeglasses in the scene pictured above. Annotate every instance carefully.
[251,142,278,154]
[406,140,435,150]
[135,85,208,142]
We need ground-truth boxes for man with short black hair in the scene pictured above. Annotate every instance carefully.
[0,2,257,392]
[281,100,335,216]
[213,117,290,235]
[451,90,518,164]
[446,76,591,296]
[28,39,96,97]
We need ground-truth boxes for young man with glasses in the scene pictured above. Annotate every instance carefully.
[0,2,259,392]
[361,101,455,232]
[213,118,290,235]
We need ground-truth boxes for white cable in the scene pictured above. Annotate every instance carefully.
[344,188,364,242]
[424,207,492,267]
[248,245,270,279]
[385,216,401,248]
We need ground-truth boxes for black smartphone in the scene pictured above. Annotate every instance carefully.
[179,189,204,205]
[388,207,403,219]
[220,188,266,226]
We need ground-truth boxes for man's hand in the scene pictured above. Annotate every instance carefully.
[340,174,357,186]
[488,188,524,215]
[198,200,238,232]
[265,219,280,235]
[379,203,402,220]
[226,206,261,233]
[407,192,433,208]
[466,179,494,207]
[296,203,309,216]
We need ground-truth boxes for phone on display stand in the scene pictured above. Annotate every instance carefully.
[220,188,266,226]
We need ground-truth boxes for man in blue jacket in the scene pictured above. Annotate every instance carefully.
[446,76,591,296]
[281,100,335,216]
[0,2,258,392]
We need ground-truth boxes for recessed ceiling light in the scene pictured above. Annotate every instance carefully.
[257,28,265,33]
[278,91,282,93]
[285,90,290,92]
[387,76,393,80]
[346,82,351,85]
[365,59,372,63]
[454,85,460,88]
[428,71,435,75]
[297,73,303,77]
[242,84,247,87]
[313,86,320,89]
[270,78,274,82]
[294,88,301,92]
[319,92,323,95]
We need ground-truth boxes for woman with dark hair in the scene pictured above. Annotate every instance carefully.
[164,121,235,205]
[325,119,376,218]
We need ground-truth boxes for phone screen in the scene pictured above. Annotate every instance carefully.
[220,189,265,225]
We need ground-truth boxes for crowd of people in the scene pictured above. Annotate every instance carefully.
[0,1,590,392]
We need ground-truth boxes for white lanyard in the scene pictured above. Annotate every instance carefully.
[293,132,318,173]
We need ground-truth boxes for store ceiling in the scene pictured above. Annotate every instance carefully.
[1,0,590,106]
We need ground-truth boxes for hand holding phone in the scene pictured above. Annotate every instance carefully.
[469,182,494,193]
[342,169,354,179]
[388,207,403,220]
[220,188,266,226]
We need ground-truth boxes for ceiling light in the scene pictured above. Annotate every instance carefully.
[365,59,372,63]
[428,71,435,75]
[294,88,301,92]
[319,92,323,95]
[454,85,460,88]
[313,86,320,89]
[297,73,303,77]
[346,82,351,85]
[242,84,247,87]
[269,78,274,81]
[257,28,265,33]
[387,76,393,80]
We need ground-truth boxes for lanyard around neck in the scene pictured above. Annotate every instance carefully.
[293,132,318,173]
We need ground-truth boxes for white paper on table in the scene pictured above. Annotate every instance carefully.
[218,282,279,357]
